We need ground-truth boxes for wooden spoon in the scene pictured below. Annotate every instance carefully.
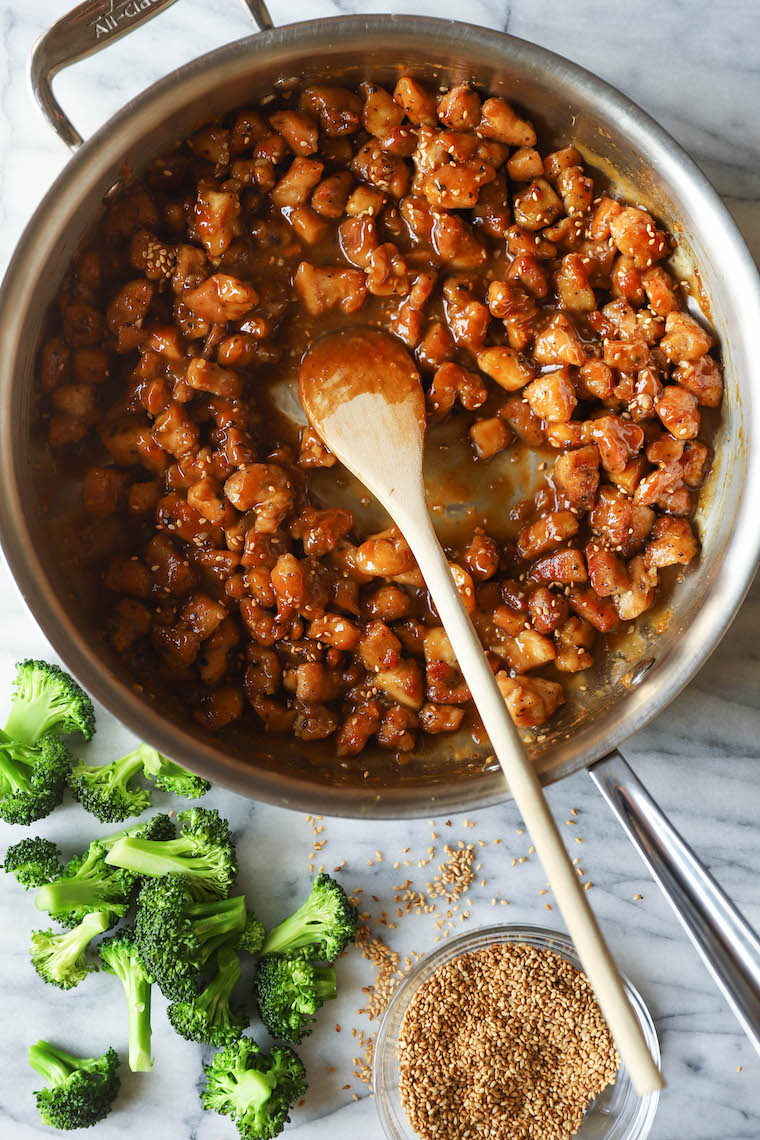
[300,327,663,1096]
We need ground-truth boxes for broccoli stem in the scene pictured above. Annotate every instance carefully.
[0,748,28,794]
[124,968,152,1072]
[313,965,338,1004]
[28,1041,81,1087]
[5,686,68,746]
[105,836,202,876]
[188,897,247,966]
[200,942,241,1020]
[224,1065,276,1115]
[262,898,326,957]
[35,878,110,915]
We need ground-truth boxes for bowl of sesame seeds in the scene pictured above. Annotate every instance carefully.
[373,924,660,1140]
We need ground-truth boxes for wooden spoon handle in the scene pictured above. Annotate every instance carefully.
[404,504,664,1096]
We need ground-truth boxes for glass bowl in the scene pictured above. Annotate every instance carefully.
[373,923,660,1140]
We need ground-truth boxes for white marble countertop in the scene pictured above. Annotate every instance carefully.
[1,1,759,1137]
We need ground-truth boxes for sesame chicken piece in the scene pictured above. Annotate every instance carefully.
[292,701,339,742]
[644,516,699,571]
[185,358,243,399]
[529,548,588,585]
[437,85,481,130]
[609,206,669,269]
[507,147,544,181]
[108,598,151,654]
[336,703,382,756]
[311,170,354,218]
[106,279,154,335]
[358,621,403,672]
[476,346,536,392]
[655,385,701,439]
[496,673,564,727]
[567,587,621,632]
[224,464,293,533]
[673,357,723,407]
[393,77,438,126]
[469,416,512,461]
[471,172,512,239]
[642,266,680,315]
[187,476,236,526]
[615,555,658,621]
[428,362,488,420]
[589,415,645,473]
[589,486,655,557]
[553,445,600,510]
[299,426,336,469]
[104,556,152,599]
[300,85,363,136]
[268,109,320,155]
[532,313,587,366]
[554,615,596,673]
[524,368,578,423]
[430,212,488,269]
[294,262,367,315]
[351,141,410,198]
[152,405,200,457]
[424,160,496,210]
[681,440,710,487]
[271,157,324,209]
[477,97,536,146]
[129,229,176,280]
[291,507,353,557]
[463,529,500,582]
[585,544,630,598]
[588,195,622,240]
[528,587,569,635]
[660,310,714,363]
[499,396,545,446]
[376,657,425,710]
[507,253,549,299]
[513,178,563,231]
[517,511,580,560]
[188,125,230,168]
[555,166,594,216]
[419,703,465,734]
[556,253,596,311]
[498,628,557,673]
[345,184,387,217]
[195,182,241,258]
[486,280,541,351]
[356,528,415,577]
[185,273,259,322]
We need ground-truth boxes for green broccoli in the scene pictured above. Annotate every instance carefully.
[69,744,153,823]
[134,874,252,999]
[5,659,95,745]
[0,733,71,825]
[201,1037,307,1140]
[168,941,248,1047]
[29,1040,120,1130]
[31,910,110,989]
[3,836,61,888]
[99,811,177,850]
[139,743,211,799]
[255,955,337,1044]
[240,911,266,957]
[98,926,153,1073]
[261,874,358,962]
[106,807,237,899]
[34,839,134,928]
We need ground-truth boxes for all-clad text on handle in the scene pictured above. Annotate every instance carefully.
[29,0,273,149]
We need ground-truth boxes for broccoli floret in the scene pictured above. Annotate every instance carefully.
[5,659,95,745]
[0,733,71,825]
[106,807,237,899]
[29,1040,119,1130]
[34,839,134,928]
[99,811,177,850]
[3,836,61,888]
[98,926,153,1073]
[261,874,358,962]
[255,955,337,1044]
[168,941,248,1047]
[31,910,110,989]
[69,745,152,823]
[201,1037,307,1140]
[134,875,250,999]
[139,743,211,799]
[239,911,266,957]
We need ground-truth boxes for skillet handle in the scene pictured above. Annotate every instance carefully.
[29,0,274,150]
[590,749,760,1058]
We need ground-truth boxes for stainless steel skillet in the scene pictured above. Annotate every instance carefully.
[2,0,759,1053]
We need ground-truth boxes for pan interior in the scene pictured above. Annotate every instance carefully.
[1,19,757,816]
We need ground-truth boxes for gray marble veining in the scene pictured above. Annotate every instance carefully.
[1,1,759,1137]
